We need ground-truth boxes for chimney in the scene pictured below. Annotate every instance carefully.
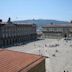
[0,19,2,22]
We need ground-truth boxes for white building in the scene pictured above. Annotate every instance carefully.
[42,24,72,38]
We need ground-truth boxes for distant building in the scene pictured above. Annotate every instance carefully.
[0,20,37,47]
[42,24,72,38]
[0,49,45,72]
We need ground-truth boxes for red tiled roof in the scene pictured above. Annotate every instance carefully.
[0,50,45,72]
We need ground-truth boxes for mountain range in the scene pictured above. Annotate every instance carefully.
[14,19,69,32]
[14,19,69,26]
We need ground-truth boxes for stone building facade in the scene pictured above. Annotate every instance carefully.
[42,24,72,38]
[0,21,37,47]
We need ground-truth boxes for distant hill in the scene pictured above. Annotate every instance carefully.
[14,19,69,26]
[13,19,69,32]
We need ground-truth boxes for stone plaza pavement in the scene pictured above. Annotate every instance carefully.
[7,38,72,72]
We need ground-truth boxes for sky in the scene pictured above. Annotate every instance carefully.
[0,0,72,21]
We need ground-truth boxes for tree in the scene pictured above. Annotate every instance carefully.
[50,22,53,25]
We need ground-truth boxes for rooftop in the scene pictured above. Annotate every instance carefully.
[43,24,72,28]
[0,49,45,72]
[0,22,36,27]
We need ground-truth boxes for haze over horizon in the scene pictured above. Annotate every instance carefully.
[0,0,72,21]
